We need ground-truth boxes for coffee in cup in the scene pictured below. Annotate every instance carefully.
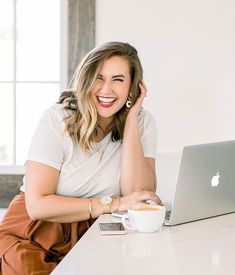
[122,204,166,233]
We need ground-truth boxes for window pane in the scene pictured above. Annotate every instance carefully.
[16,83,60,165]
[16,0,60,81]
[0,0,14,81]
[0,84,14,164]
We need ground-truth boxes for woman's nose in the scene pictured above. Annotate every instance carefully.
[100,80,112,94]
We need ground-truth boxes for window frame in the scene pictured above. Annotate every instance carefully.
[0,0,68,174]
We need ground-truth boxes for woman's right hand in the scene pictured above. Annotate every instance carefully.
[118,190,162,211]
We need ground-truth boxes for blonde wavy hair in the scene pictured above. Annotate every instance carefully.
[58,41,143,152]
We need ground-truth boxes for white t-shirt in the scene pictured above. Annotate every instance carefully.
[20,104,157,198]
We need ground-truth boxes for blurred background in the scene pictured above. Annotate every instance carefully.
[0,0,235,204]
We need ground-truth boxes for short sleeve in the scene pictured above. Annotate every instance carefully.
[138,109,158,159]
[26,107,65,170]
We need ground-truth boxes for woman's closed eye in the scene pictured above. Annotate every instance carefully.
[96,74,125,82]
[97,75,103,80]
[113,78,124,82]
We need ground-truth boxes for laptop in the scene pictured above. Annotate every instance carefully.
[164,140,235,226]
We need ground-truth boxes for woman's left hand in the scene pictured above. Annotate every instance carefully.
[126,81,147,120]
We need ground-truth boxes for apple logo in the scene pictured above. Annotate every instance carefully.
[211,171,220,187]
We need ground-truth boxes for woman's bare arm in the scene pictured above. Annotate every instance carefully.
[25,161,106,222]
[120,82,157,195]
[25,161,160,223]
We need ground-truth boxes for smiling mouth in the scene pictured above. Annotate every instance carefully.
[97,96,117,107]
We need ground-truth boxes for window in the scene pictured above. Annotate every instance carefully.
[0,0,67,168]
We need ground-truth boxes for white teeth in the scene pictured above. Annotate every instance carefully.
[97,96,116,103]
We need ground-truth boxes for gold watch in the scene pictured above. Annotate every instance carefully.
[100,196,113,214]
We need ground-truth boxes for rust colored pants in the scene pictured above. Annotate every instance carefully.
[0,193,95,275]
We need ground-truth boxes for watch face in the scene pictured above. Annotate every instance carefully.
[100,196,112,205]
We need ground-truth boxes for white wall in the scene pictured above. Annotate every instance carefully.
[96,0,235,202]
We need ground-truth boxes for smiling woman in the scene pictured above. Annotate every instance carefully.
[91,56,131,127]
[0,41,161,274]
[62,42,144,152]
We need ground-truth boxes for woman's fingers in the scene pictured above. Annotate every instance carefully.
[136,81,147,105]
[137,190,162,205]
[120,190,163,211]
[126,82,146,119]
[139,81,147,96]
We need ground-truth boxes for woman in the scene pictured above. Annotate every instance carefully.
[0,41,161,274]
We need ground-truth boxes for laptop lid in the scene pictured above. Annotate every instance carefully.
[167,140,235,226]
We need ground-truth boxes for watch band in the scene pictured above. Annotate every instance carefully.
[100,196,113,214]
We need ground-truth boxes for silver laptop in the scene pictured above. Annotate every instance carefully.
[164,140,235,226]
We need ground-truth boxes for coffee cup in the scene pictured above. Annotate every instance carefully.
[122,204,166,233]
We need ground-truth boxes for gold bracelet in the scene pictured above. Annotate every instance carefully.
[88,198,93,219]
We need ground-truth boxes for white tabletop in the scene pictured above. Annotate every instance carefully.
[51,213,235,275]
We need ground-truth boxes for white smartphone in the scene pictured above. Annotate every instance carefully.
[98,222,127,235]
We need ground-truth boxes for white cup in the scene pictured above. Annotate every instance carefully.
[122,204,166,233]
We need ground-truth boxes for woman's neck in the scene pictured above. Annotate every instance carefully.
[95,118,113,142]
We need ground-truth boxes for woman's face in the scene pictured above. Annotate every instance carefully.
[91,55,131,126]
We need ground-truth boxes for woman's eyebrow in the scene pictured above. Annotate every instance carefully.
[98,74,126,78]
[112,74,125,78]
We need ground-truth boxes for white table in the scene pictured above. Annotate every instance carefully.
[51,213,235,275]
